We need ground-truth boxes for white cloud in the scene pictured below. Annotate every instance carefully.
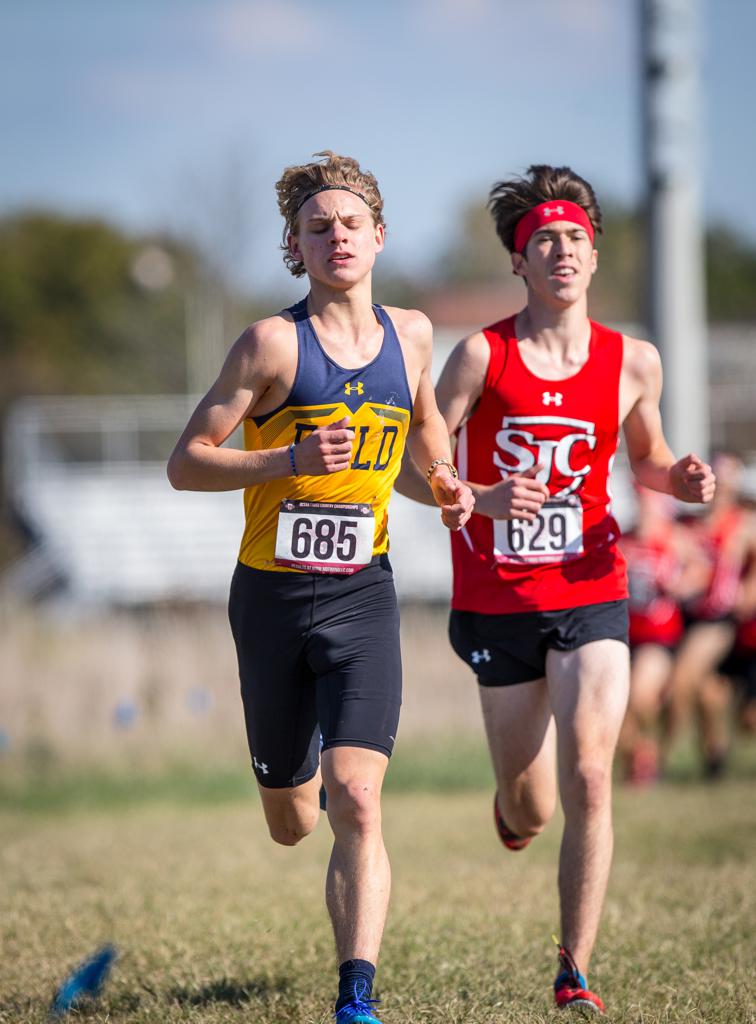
[206,0,329,56]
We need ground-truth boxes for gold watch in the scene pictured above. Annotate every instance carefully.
[426,458,459,484]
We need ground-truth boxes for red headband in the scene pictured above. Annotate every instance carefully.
[513,200,595,254]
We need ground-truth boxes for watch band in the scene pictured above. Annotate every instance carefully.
[426,458,458,484]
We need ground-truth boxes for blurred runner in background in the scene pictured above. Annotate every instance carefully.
[665,453,756,777]
[618,486,708,784]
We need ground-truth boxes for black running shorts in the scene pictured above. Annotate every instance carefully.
[449,599,629,686]
[228,555,402,788]
[718,645,756,702]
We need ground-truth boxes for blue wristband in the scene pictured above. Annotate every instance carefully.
[288,442,298,477]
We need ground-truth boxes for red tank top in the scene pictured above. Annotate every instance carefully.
[451,316,628,613]
[685,506,745,620]
[621,529,683,646]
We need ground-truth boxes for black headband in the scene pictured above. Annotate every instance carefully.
[293,184,369,217]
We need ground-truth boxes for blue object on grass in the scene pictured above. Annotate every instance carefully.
[50,944,117,1015]
[186,687,212,714]
[113,700,138,729]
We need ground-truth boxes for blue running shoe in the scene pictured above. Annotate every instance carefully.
[334,981,381,1023]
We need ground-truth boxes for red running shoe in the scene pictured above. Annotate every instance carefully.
[493,792,531,851]
[553,943,605,1015]
[625,738,660,786]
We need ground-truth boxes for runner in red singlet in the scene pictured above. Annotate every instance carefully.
[617,487,706,784]
[666,453,756,775]
[396,165,715,1014]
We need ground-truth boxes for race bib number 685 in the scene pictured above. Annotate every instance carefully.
[274,499,375,574]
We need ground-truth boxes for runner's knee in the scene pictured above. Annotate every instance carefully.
[326,778,382,835]
[507,808,551,838]
[264,801,319,847]
[561,761,612,816]
[499,782,555,835]
[268,817,318,847]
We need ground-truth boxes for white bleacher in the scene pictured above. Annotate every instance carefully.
[3,395,461,607]
[18,466,244,605]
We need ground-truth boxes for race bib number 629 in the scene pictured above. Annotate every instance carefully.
[274,499,375,574]
[493,498,584,565]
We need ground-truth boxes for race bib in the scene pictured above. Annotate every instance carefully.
[274,500,375,574]
[493,498,584,565]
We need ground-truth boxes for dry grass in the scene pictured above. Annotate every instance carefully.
[1,783,754,1023]
[2,603,755,1022]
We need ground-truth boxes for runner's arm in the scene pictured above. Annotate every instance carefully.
[433,333,550,521]
[396,331,549,519]
[401,316,474,528]
[167,321,354,491]
[395,331,487,506]
[622,339,715,503]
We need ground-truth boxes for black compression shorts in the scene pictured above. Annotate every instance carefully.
[449,599,629,686]
[228,555,402,788]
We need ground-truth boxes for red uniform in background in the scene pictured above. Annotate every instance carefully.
[683,506,746,622]
[621,527,684,649]
[451,315,627,614]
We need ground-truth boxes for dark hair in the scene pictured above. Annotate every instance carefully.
[488,165,602,253]
[276,151,385,278]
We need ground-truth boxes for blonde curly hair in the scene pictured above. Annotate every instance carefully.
[276,151,385,278]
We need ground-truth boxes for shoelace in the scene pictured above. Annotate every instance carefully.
[335,980,381,1021]
[553,938,587,990]
[552,937,606,1013]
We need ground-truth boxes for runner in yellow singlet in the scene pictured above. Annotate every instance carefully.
[168,152,474,1024]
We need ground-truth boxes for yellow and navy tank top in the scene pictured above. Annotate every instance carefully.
[238,298,414,571]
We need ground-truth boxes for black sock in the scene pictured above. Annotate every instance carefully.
[336,959,376,1012]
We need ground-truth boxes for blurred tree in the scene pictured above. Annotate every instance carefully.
[0,212,199,410]
[588,205,645,325]
[373,266,425,310]
[706,226,756,321]
[434,200,510,285]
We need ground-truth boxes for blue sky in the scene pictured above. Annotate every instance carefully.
[2,1,753,293]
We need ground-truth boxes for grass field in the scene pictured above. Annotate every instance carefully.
[2,606,755,1021]
[2,760,755,1024]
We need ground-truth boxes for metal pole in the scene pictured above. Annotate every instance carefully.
[642,0,709,458]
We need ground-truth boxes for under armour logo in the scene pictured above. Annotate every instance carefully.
[253,756,269,775]
[542,205,565,218]
[345,382,364,395]
[471,648,491,665]
[542,392,563,406]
